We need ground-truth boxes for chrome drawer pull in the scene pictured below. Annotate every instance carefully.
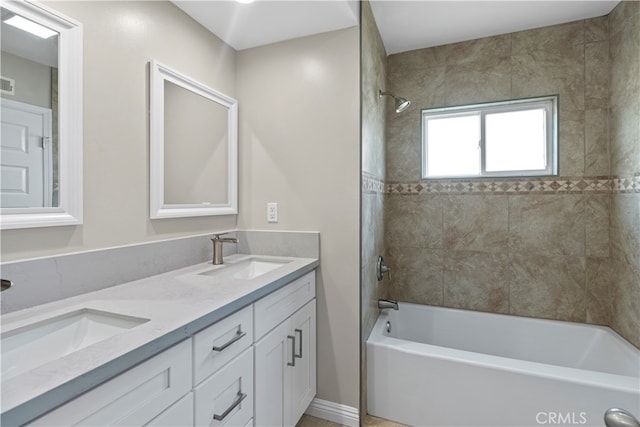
[213,391,247,421]
[212,329,246,352]
[287,335,296,367]
[294,328,303,359]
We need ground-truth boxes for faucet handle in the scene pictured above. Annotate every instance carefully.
[1,279,13,292]
[212,232,232,240]
[377,256,391,281]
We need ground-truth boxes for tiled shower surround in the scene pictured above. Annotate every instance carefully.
[374,1,639,349]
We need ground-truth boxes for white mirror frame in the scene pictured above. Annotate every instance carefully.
[150,60,238,219]
[0,1,83,230]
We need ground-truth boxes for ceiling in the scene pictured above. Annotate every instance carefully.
[173,0,620,55]
[172,1,359,51]
[371,1,621,54]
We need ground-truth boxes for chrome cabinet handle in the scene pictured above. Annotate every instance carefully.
[294,328,303,359]
[213,391,247,421]
[287,335,296,367]
[212,329,246,352]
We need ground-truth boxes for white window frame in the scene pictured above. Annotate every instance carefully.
[421,95,558,179]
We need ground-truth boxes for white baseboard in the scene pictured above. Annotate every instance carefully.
[305,398,359,427]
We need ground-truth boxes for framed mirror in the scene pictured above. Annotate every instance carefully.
[150,60,238,219]
[0,1,83,229]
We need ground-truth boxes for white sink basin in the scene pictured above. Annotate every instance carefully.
[1,309,148,381]
[199,258,290,280]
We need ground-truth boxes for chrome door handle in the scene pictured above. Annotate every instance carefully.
[212,329,246,352]
[294,328,303,359]
[287,335,296,367]
[213,391,247,421]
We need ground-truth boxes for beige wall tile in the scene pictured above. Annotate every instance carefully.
[586,257,611,325]
[385,110,424,182]
[443,251,510,313]
[444,58,512,106]
[610,103,640,176]
[585,16,609,43]
[610,194,640,268]
[609,12,640,110]
[509,195,586,256]
[443,195,509,252]
[584,108,610,176]
[585,194,610,258]
[510,254,586,322]
[511,20,584,53]
[385,195,443,249]
[609,259,640,349]
[559,114,586,176]
[512,45,585,113]
[442,34,511,65]
[585,41,609,109]
[387,247,443,306]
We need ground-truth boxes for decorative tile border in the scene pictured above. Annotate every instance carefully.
[380,175,640,195]
[612,175,640,193]
[362,172,385,194]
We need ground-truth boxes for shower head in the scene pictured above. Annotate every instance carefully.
[379,90,411,113]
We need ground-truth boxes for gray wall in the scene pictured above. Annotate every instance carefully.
[237,27,361,410]
[1,51,52,108]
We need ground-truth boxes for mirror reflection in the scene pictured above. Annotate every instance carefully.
[163,80,229,205]
[1,7,59,208]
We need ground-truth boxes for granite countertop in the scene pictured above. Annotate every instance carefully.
[0,254,319,426]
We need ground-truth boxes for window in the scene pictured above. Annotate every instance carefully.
[421,96,558,179]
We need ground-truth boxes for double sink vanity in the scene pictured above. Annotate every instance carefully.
[1,253,319,426]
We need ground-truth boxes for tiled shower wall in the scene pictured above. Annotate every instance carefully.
[608,1,640,348]
[360,0,387,419]
[383,5,639,348]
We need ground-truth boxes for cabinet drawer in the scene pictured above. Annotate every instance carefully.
[194,347,253,427]
[31,340,192,426]
[147,392,194,427]
[254,271,315,339]
[193,305,253,385]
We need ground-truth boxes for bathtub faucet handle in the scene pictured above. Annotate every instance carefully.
[377,256,391,281]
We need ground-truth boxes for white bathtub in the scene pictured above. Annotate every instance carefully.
[367,303,640,427]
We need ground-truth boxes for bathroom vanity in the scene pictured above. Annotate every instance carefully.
[0,254,318,426]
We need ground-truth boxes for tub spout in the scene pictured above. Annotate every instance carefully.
[378,299,399,311]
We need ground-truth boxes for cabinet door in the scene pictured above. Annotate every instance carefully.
[287,299,317,426]
[254,319,290,426]
[146,393,194,427]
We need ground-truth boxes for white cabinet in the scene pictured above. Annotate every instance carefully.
[254,271,316,427]
[31,340,192,426]
[147,393,194,427]
[28,270,316,427]
[288,300,316,424]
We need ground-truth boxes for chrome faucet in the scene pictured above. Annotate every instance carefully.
[1,279,12,292]
[378,299,399,311]
[211,233,238,265]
